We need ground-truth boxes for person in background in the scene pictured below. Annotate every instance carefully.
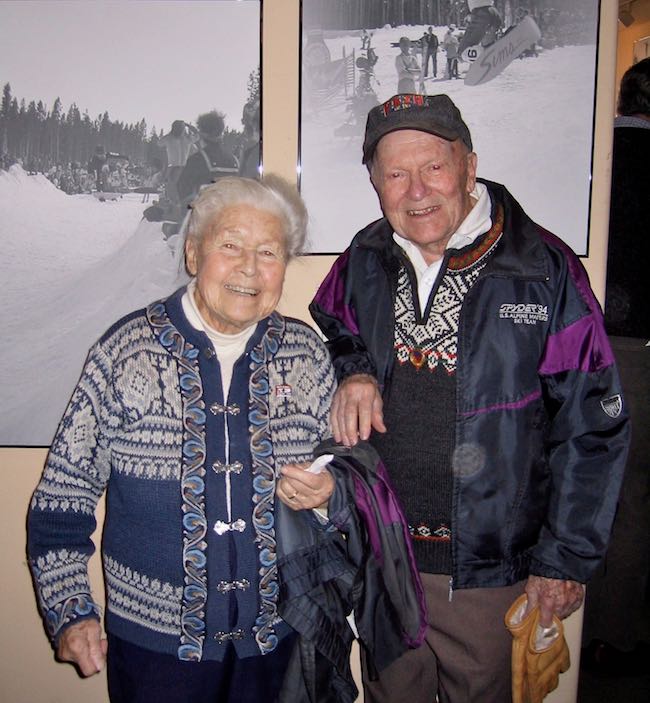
[457,0,503,57]
[395,37,421,93]
[28,175,337,703]
[421,26,439,79]
[238,99,261,179]
[582,56,650,672]
[159,119,199,205]
[177,110,239,206]
[89,145,108,192]
[442,27,459,79]
[309,93,630,703]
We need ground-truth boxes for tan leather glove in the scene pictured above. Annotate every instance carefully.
[505,594,571,703]
[505,594,537,703]
[525,607,570,703]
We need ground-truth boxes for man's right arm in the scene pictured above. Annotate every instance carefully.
[330,373,385,446]
[309,248,386,445]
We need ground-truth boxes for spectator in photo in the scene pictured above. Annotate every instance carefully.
[89,145,108,192]
[238,99,261,179]
[442,27,459,79]
[395,37,421,94]
[421,26,439,79]
[177,110,239,206]
[159,119,200,205]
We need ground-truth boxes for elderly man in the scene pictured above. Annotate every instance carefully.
[309,93,630,702]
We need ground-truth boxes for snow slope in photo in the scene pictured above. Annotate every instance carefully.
[1,165,186,445]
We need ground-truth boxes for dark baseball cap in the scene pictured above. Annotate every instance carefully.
[362,93,473,164]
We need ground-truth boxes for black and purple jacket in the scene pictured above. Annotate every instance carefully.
[276,440,427,703]
[309,178,630,590]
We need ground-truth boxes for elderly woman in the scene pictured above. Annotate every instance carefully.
[27,176,337,703]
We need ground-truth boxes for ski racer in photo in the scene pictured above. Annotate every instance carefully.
[457,0,503,58]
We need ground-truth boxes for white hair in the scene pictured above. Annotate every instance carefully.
[185,175,308,259]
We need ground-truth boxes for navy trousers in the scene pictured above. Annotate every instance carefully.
[107,633,296,703]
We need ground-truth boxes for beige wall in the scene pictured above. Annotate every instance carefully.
[0,1,625,701]
[616,0,650,89]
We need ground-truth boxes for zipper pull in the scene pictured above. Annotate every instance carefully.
[448,577,454,602]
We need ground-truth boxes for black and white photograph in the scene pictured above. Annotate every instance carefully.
[300,0,600,255]
[0,0,261,446]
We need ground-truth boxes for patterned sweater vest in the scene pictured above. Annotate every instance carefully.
[371,214,503,574]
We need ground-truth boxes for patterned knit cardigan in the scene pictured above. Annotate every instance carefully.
[28,287,336,662]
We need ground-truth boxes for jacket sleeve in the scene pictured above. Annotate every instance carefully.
[309,247,378,383]
[530,248,630,583]
[27,342,115,644]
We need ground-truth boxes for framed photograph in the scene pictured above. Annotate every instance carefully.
[299,0,600,256]
[0,0,261,446]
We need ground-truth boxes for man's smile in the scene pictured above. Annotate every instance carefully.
[407,205,439,217]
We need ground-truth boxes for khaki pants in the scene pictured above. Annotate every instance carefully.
[362,573,526,703]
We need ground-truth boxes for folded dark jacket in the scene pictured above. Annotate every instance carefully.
[276,440,427,703]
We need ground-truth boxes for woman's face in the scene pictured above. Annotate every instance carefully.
[185,204,287,334]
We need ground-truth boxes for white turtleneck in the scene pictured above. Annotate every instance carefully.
[393,181,492,316]
[182,280,258,525]
[182,279,256,402]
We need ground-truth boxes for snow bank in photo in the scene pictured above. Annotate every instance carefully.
[1,166,186,445]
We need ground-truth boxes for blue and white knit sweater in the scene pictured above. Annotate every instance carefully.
[28,286,336,662]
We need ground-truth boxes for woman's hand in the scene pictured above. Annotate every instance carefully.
[278,461,335,511]
[56,618,107,677]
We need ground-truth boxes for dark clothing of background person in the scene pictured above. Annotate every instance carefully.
[457,5,503,56]
[603,119,650,339]
[177,141,239,204]
[421,31,439,78]
[239,141,260,179]
[582,114,650,658]
[89,150,108,192]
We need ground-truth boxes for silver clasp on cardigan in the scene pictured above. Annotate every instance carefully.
[214,628,245,643]
[212,460,243,475]
[213,519,246,535]
[216,578,250,593]
[210,402,240,416]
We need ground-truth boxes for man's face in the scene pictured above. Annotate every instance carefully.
[371,129,477,264]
